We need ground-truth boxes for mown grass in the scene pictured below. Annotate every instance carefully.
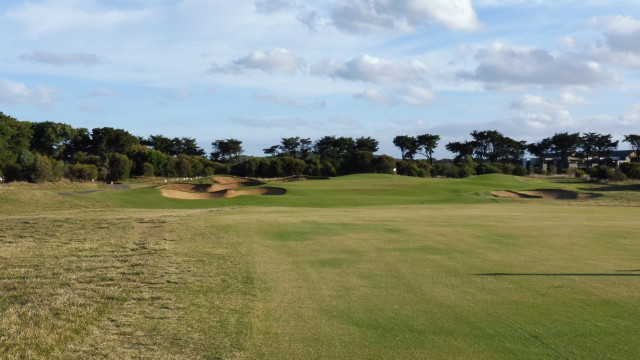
[1,174,639,359]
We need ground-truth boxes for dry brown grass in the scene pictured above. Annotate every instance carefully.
[0,207,255,359]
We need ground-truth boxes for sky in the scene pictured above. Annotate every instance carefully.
[1,0,640,159]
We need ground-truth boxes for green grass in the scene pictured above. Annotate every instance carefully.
[1,174,639,359]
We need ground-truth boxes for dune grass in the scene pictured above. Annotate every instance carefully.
[1,174,639,359]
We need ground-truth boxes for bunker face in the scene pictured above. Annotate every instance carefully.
[159,176,286,200]
[492,189,602,200]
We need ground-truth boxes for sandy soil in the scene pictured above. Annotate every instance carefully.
[492,189,602,200]
[159,176,286,200]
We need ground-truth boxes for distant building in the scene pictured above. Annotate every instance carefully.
[524,150,637,170]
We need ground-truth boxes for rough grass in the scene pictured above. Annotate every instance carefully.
[1,174,639,359]
[0,208,255,359]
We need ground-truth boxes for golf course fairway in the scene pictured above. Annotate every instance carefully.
[1,174,639,359]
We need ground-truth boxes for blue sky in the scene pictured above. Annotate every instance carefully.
[1,0,639,158]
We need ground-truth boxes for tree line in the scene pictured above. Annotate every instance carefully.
[1,111,639,183]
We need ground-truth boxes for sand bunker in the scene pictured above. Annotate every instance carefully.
[492,189,602,200]
[159,176,286,200]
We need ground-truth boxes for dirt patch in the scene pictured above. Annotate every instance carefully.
[492,189,602,200]
[159,176,286,200]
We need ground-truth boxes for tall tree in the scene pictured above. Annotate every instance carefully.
[91,127,139,155]
[280,137,301,158]
[527,139,551,169]
[30,121,75,159]
[549,132,582,170]
[624,134,640,155]
[211,139,243,163]
[415,134,440,164]
[0,112,33,168]
[355,136,379,153]
[580,133,618,166]
[393,135,418,160]
[445,141,474,162]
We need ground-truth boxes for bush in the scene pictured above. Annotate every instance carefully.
[620,162,640,179]
[31,154,55,183]
[458,165,475,178]
[500,164,515,175]
[68,163,99,181]
[476,163,500,175]
[573,169,586,179]
[512,165,527,176]
[102,153,133,182]
[440,163,459,178]
[142,162,155,177]
[607,168,627,182]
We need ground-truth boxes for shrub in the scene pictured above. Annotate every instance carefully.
[512,165,527,176]
[68,163,99,181]
[102,153,133,182]
[620,162,640,179]
[142,162,155,177]
[607,168,627,182]
[458,165,476,178]
[441,163,459,178]
[574,169,586,178]
[500,164,515,175]
[476,163,500,175]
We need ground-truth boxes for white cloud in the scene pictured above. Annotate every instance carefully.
[0,78,57,107]
[7,0,150,36]
[314,54,436,106]
[20,51,101,66]
[585,15,640,68]
[354,89,396,105]
[211,48,304,74]
[312,54,431,84]
[510,94,563,111]
[460,43,618,89]
[560,92,593,106]
[253,93,325,108]
[330,0,481,34]
[589,15,640,54]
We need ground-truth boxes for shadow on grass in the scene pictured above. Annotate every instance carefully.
[474,271,640,277]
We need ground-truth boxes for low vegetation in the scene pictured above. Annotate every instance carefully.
[1,174,639,359]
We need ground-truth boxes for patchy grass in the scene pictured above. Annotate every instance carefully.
[1,174,640,359]
[0,209,255,359]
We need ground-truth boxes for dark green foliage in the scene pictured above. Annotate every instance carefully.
[354,137,379,153]
[102,153,133,182]
[68,163,99,181]
[211,139,243,163]
[623,134,640,155]
[371,155,395,174]
[30,121,75,159]
[512,165,527,176]
[0,112,33,171]
[620,162,640,179]
[549,132,582,170]
[91,127,139,155]
[392,135,418,160]
[476,163,501,175]
[31,154,63,183]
